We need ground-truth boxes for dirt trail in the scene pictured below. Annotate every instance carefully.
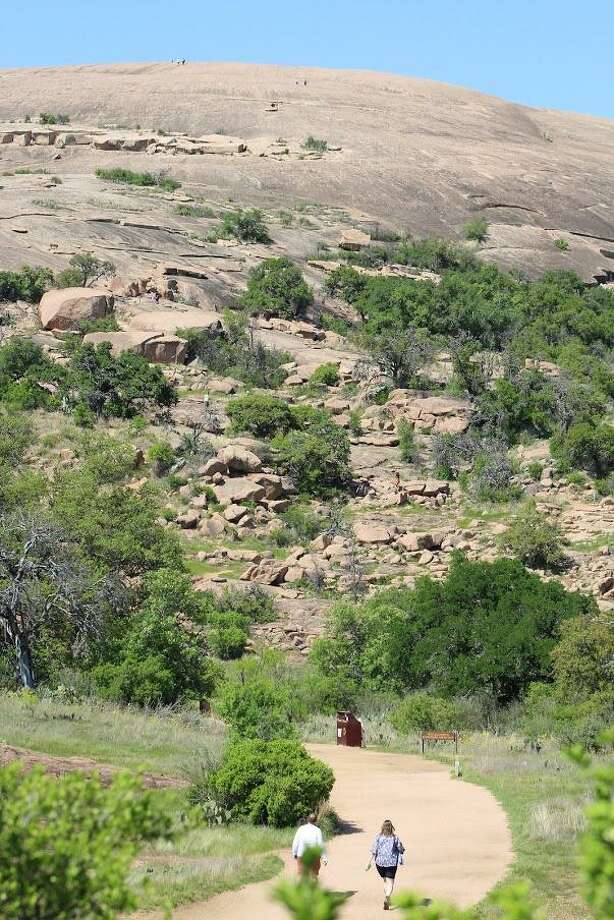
[161,743,513,919]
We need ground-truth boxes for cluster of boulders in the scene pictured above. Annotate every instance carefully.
[175,444,291,539]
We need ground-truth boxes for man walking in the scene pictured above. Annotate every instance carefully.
[291,813,328,877]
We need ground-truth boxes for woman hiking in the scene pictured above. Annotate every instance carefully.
[368,819,405,910]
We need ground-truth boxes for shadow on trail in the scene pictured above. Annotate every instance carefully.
[336,819,363,836]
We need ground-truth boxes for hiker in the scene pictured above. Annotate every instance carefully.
[367,819,405,910]
[291,813,328,877]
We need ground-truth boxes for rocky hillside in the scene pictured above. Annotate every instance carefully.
[1,61,614,280]
[0,66,613,660]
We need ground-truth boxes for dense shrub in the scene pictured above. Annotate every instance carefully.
[501,503,567,570]
[273,409,351,495]
[302,136,328,152]
[0,765,171,920]
[207,738,334,827]
[0,266,54,304]
[310,363,340,387]
[310,555,596,704]
[552,611,614,703]
[464,216,489,242]
[469,446,520,502]
[51,472,183,575]
[92,569,217,706]
[63,342,177,420]
[323,265,367,304]
[215,677,297,740]
[390,692,458,733]
[147,440,175,476]
[213,208,271,243]
[227,393,296,438]
[180,314,289,389]
[551,422,614,477]
[39,111,70,125]
[362,325,434,388]
[94,168,180,192]
[241,258,313,319]
[272,505,325,546]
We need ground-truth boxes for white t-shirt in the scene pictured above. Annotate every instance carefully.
[292,823,326,859]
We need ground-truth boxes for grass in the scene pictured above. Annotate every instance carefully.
[31,198,63,209]
[95,167,181,192]
[175,203,216,218]
[131,853,283,910]
[0,694,225,776]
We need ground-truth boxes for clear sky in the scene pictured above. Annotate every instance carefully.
[2,0,613,118]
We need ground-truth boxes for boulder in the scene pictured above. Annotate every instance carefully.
[176,511,200,529]
[397,532,437,552]
[423,479,450,496]
[217,445,262,474]
[223,503,249,523]
[208,377,240,395]
[213,479,266,506]
[39,288,114,331]
[82,330,187,364]
[125,308,222,335]
[354,523,395,544]
[241,559,288,586]
[248,473,283,500]
[199,513,227,537]
[199,458,228,477]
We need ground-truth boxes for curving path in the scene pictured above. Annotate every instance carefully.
[156,744,513,918]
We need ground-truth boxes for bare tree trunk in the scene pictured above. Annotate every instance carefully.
[15,631,35,689]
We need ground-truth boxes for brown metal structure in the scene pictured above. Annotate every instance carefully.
[336,711,363,747]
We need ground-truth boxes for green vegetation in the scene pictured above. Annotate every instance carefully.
[39,111,70,125]
[501,502,567,570]
[555,238,570,251]
[227,392,295,438]
[204,739,334,827]
[0,766,171,920]
[211,208,271,243]
[95,167,181,192]
[272,407,351,495]
[397,419,417,462]
[309,363,340,387]
[464,216,489,242]
[551,421,614,476]
[0,265,53,303]
[55,251,116,288]
[302,136,328,152]
[241,257,314,318]
[180,311,289,389]
[310,555,596,706]
[175,203,216,218]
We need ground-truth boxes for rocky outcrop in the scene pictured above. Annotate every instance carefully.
[39,288,114,331]
[82,331,187,363]
[216,445,263,474]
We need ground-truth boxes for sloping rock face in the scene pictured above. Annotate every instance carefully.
[83,331,187,363]
[39,288,114,331]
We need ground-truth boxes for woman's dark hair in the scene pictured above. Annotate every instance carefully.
[380,819,395,836]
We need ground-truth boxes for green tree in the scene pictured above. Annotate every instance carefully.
[241,258,314,319]
[273,410,351,495]
[56,251,116,288]
[226,392,296,438]
[552,611,614,703]
[551,422,614,477]
[0,765,172,920]
[0,266,54,304]
[215,677,297,740]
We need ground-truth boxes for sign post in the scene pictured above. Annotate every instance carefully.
[420,730,459,755]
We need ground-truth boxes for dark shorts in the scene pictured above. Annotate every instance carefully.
[376,864,397,879]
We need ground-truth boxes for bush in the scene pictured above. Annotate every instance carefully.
[94,167,180,192]
[551,422,614,477]
[323,265,366,304]
[390,692,458,733]
[215,585,277,624]
[397,419,416,462]
[93,569,218,706]
[207,738,334,827]
[302,136,328,152]
[464,217,489,242]
[470,446,520,502]
[75,432,135,484]
[501,503,567,570]
[273,411,351,496]
[0,765,171,920]
[175,203,216,218]
[241,258,313,319]
[147,440,175,476]
[0,266,54,303]
[39,112,70,125]
[180,316,289,389]
[552,611,614,703]
[215,677,297,740]
[272,506,325,547]
[214,208,271,243]
[56,252,116,288]
[554,238,570,251]
[226,393,296,438]
[63,342,177,419]
[310,363,340,387]
[209,624,248,660]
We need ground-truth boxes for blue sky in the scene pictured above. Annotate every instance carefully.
[2,0,613,118]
